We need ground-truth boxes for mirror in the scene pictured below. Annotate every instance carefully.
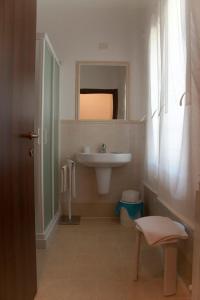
[76,62,129,121]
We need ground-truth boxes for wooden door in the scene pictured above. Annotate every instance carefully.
[0,0,37,299]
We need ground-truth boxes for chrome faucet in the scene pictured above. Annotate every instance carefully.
[99,143,107,153]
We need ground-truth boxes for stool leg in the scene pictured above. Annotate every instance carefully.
[133,230,141,281]
[163,243,178,296]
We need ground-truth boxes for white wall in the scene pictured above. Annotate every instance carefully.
[37,1,150,120]
[60,120,145,217]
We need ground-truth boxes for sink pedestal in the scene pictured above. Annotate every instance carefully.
[95,167,112,194]
[76,152,132,195]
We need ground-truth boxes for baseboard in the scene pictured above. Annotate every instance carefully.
[63,202,117,218]
[81,216,119,223]
[36,211,60,249]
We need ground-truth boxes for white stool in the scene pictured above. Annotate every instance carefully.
[133,217,188,297]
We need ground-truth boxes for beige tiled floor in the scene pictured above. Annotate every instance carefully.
[35,219,191,300]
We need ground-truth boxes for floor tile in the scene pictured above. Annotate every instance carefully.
[35,219,191,300]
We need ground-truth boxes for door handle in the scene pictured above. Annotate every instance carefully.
[29,148,34,157]
[20,132,39,140]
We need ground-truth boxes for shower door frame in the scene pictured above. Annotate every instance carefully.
[34,33,61,248]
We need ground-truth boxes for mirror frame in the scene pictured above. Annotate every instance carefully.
[75,61,130,121]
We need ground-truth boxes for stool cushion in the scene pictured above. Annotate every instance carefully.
[135,216,188,246]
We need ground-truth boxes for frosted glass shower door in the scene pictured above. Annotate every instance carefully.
[35,33,60,248]
[43,42,53,229]
[53,60,60,214]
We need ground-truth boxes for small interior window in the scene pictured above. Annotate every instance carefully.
[79,89,118,120]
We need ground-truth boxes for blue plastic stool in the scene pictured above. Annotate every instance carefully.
[115,201,144,220]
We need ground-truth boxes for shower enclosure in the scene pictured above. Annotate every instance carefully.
[34,33,60,248]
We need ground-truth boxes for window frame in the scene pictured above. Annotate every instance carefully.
[75,61,130,121]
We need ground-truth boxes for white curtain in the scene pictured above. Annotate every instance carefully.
[145,12,161,189]
[158,0,193,220]
[145,0,195,224]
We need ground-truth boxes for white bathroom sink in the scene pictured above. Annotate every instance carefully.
[76,152,132,195]
[76,152,132,168]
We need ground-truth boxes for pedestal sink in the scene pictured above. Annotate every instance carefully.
[76,152,132,194]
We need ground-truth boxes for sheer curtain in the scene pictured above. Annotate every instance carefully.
[145,12,161,189]
[146,0,200,296]
[158,0,193,220]
[145,0,194,224]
